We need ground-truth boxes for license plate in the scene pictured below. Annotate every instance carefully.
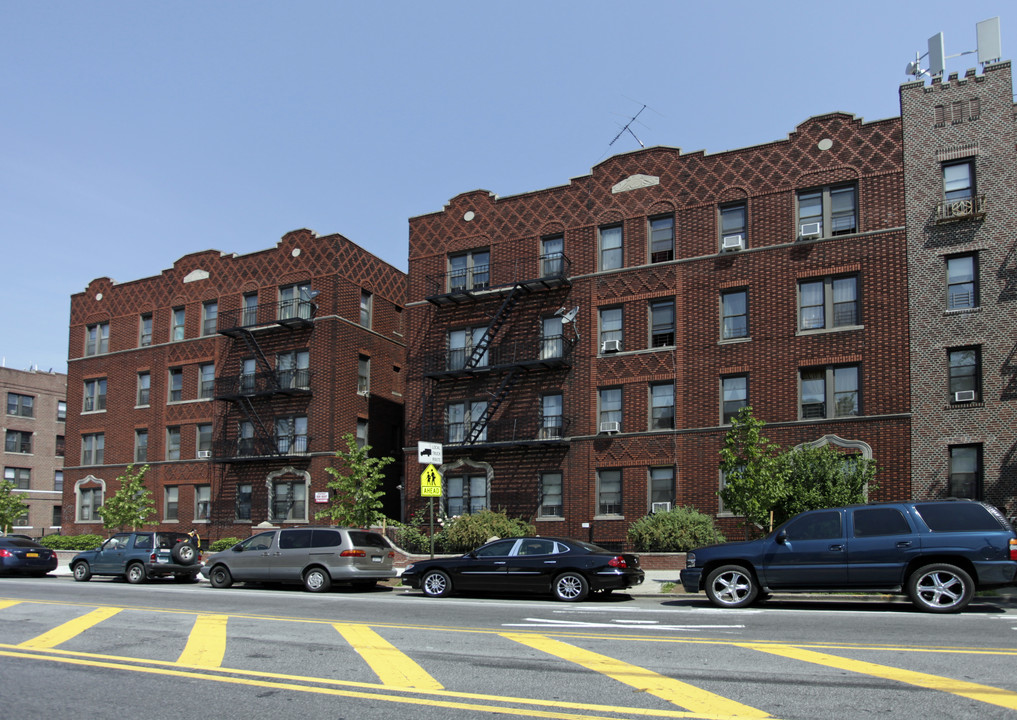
[371,555,382,563]
[26,552,39,558]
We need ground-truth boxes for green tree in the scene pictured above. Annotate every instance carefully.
[0,479,30,534]
[316,433,393,528]
[96,464,155,532]
[770,444,876,526]
[718,406,785,534]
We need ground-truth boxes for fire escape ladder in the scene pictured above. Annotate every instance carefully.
[466,284,524,369]
[465,369,519,444]
[236,328,280,389]
[237,395,274,446]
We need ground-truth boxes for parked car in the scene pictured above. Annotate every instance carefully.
[681,499,1017,613]
[401,536,645,602]
[70,531,201,584]
[200,527,397,592]
[0,537,59,576]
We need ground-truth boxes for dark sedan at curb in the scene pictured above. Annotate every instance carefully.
[401,536,644,602]
[0,537,58,576]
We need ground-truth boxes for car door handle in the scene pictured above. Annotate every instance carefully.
[896,541,913,548]
[494,561,506,565]
[829,544,844,551]
[543,560,557,564]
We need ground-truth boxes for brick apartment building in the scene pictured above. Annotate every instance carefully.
[405,110,912,545]
[61,229,406,541]
[2,366,66,537]
[901,60,1017,516]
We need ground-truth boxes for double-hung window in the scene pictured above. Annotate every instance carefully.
[276,416,308,454]
[598,388,622,432]
[81,433,104,465]
[4,467,30,490]
[139,314,152,347]
[168,368,183,403]
[447,327,488,370]
[171,307,186,341]
[446,400,487,443]
[164,487,179,521]
[83,379,106,412]
[650,299,675,347]
[539,472,563,517]
[540,393,563,439]
[649,216,674,262]
[650,383,674,430]
[276,350,309,389]
[649,467,675,511]
[7,392,34,417]
[800,365,859,419]
[448,250,490,292]
[597,469,622,516]
[357,355,370,394]
[272,479,307,522]
[135,430,148,462]
[599,225,623,271]
[799,275,858,331]
[279,283,312,320]
[445,473,487,515]
[199,363,215,399]
[798,184,856,238]
[943,161,974,201]
[85,322,109,356]
[236,484,252,521]
[541,235,564,277]
[242,293,259,327]
[202,301,218,335]
[720,203,746,250]
[541,316,564,360]
[948,445,981,499]
[197,424,212,456]
[137,372,150,406]
[722,375,748,424]
[599,307,622,353]
[721,289,748,340]
[5,430,32,454]
[948,347,980,403]
[946,254,978,309]
[195,486,211,521]
[166,427,181,461]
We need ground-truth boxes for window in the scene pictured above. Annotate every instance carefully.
[539,472,563,517]
[7,392,34,418]
[359,289,373,327]
[83,378,107,412]
[801,365,859,419]
[236,483,252,521]
[648,216,674,263]
[650,383,674,430]
[52,505,62,527]
[798,184,856,238]
[272,479,307,522]
[135,430,148,463]
[358,355,370,394]
[948,445,981,499]
[164,487,179,521]
[445,473,487,515]
[722,375,748,424]
[139,314,152,347]
[57,401,66,422]
[541,235,564,276]
[721,290,748,340]
[650,299,675,347]
[168,368,183,403]
[277,350,309,389]
[852,507,911,537]
[599,307,622,352]
[276,416,308,454]
[202,301,218,335]
[279,283,312,320]
[171,307,186,341]
[4,467,30,490]
[356,418,368,449]
[137,372,150,406]
[599,225,623,271]
[195,485,210,521]
[799,275,858,331]
[54,470,63,492]
[242,292,259,327]
[5,430,32,454]
[238,420,254,456]
[597,469,622,515]
[540,316,564,360]
[77,487,102,521]
[943,160,974,201]
[540,394,563,439]
[446,401,487,443]
[948,347,980,403]
[199,363,215,399]
[598,387,622,431]
[55,436,64,457]
[81,433,104,465]
[197,424,212,456]
[946,254,978,310]
[784,511,843,541]
[166,427,181,461]
[448,250,490,292]
[649,467,675,510]
[447,327,488,370]
[85,322,109,356]
[720,203,746,249]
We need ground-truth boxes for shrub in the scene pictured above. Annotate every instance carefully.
[436,509,534,553]
[626,506,726,552]
[209,537,240,553]
[387,522,433,554]
[37,534,104,551]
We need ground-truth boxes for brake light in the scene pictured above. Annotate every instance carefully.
[0,549,12,558]
[607,555,628,569]
[150,552,158,562]
[388,551,395,558]
[1010,538,1016,561]
[340,549,366,557]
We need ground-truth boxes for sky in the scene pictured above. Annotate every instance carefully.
[1,1,1011,375]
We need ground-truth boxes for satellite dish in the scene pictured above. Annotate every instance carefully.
[300,288,321,300]
[555,306,579,323]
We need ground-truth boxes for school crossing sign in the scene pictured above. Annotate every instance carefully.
[420,464,442,497]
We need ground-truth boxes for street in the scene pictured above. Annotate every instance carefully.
[1,575,1016,719]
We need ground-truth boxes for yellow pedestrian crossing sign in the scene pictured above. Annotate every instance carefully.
[420,464,442,497]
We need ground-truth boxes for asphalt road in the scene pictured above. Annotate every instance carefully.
[2,575,1016,719]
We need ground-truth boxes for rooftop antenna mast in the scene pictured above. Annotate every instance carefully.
[905,17,1001,80]
[609,104,646,148]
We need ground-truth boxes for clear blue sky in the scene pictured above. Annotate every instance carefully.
[1,1,1010,374]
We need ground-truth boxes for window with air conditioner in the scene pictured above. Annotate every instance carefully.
[651,502,671,514]
[598,388,621,433]
[719,203,747,251]
[599,307,622,353]
[948,346,980,404]
[649,466,674,512]
[797,184,856,239]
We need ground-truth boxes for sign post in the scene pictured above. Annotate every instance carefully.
[420,463,442,558]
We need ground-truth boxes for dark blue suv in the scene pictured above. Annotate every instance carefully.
[681,500,1017,612]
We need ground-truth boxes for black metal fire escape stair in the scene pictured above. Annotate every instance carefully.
[464,369,520,445]
[465,284,526,369]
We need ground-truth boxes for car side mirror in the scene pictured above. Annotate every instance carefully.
[776,531,788,545]
[232,545,243,552]
[466,551,477,559]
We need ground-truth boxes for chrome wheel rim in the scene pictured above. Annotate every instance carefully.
[915,570,965,609]
[712,570,752,605]
[556,575,583,600]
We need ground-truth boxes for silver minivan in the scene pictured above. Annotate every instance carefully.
[200,527,397,592]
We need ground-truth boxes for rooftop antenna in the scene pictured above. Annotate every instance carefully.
[905,17,1001,80]
[609,105,646,149]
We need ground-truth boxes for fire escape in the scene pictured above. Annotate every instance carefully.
[421,252,574,451]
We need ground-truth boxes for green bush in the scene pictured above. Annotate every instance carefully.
[37,534,104,551]
[436,509,534,553]
[387,523,433,554]
[209,537,240,553]
[626,506,726,552]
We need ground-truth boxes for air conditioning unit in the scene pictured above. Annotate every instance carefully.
[799,222,822,239]
[197,450,212,459]
[538,426,562,440]
[721,234,744,251]
[954,390,977,403]
[651,502,672,514]
[601,339,621,353]
[599,421,620,434]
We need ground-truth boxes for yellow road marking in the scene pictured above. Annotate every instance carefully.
[0,600,22,611]
[503,633,771,718]
[742,643,1017,712]
[334,623,443,690]
[17,607,122,650]
[176,614,228,668]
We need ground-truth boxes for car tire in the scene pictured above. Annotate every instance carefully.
[704,564,758,608]
[72,562,91,582]
[209,565,233,589]
[126,563,147,584]
[553,572,589,602]
[907,563,974,613]
[171,539,198,566]
[303,567,332,593]
[421,570,452,598]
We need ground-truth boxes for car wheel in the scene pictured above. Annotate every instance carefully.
[209,565,233,589]
[303,567,332,593]
[126,563,147,584]
[907,563,974,613]
[704,565,758,608]
[72,562,92,582]
[553,572,589,602]
[172,540,198,566]
[421,570,452,598]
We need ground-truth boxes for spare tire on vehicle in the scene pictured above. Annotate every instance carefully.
[171,538,198,565]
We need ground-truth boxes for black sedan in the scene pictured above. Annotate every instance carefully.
[0,537,58,576]
[401,536,644,601]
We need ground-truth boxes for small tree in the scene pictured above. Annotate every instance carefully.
[0,480,30,535]
[96,464,155,532]
[718,407,785,534]
[770,444,876,526]
[316,433,393,528]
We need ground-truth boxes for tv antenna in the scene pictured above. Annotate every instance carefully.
[905,17,1001,80]
[609,105,646,148]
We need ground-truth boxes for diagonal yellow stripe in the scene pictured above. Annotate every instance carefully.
[176,614,228,668]
[742,643,1017,712]
[0,600,23,611]
[18,607,122,650]
[334,623,443,690]
[502,633,771,718]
